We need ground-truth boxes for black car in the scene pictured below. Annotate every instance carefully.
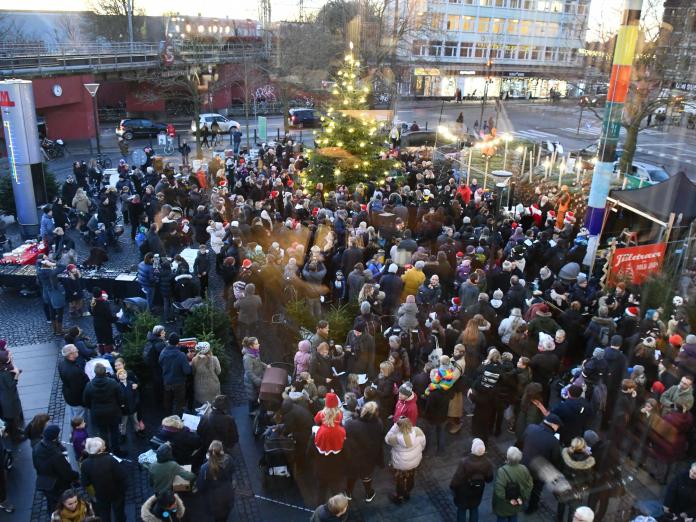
[288,108,321,128]
[115,119,168,140]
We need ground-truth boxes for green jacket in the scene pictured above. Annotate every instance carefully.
[660,385,694,412]
[491,463,533,517]
[148,460,195,494]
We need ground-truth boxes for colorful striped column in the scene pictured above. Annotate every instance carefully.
[584,0,643,266]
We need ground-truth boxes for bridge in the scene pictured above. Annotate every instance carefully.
[0,41,269,77]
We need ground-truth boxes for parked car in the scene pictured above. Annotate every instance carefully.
[190,113,240,134]
[579,94,606,108]
[615,160,670,188]
[572,141,624,170]
[115,119,168,140]
[288,108,321,128]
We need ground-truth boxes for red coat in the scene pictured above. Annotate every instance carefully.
[314,410,346,454]
[393,394,419,426]
[456,185,472,205]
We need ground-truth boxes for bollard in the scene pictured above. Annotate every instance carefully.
[254,129,257,143]
[277,128,280,140]
[425,121,428,130]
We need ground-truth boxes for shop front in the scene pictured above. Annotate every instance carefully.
[499,74,567,99]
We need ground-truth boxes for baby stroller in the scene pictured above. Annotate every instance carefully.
[253,362,293,438]
[115,297,148,335]
[259,425,296,485]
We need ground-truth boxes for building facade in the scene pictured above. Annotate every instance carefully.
[661,0,696,92]
[391,0,589,98]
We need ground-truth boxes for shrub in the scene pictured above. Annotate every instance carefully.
[119,311,158,381]
[284,298,316,333]
[640,273,674,317]
[183,301,231,344]
[325,302,358,345]
[0,164,58,215]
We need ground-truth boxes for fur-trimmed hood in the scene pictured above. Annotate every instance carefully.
[561,448,595,470]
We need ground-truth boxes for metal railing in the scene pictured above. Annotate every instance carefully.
[0,41,268,76]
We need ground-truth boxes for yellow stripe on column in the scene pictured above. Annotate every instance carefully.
[613,25,639,66]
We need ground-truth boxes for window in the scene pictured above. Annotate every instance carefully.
[507,19,519,34]
[495,0,507,6]
[545,47,555,60]
[546,22,559,36]
[463,0,475,4]
[534,21,547,36]
[564,1,576,13]
[460,42,474,57]
[479,0,492,5]
[491,18,503,33]
[429,40,443,56]
[519,20,532,35]
[444,41,459,56]
[491,44,503,58]
[519,45,530,59]
[577,3,586,14]
[448,0,462,3]
[461,16,475,31]
[551,0,563,11]
[474,43,488,58]
[503,44,517,59]
[412,40,427,56]
[447,15,459,30]
[509,0,521,6]
[478,17,490,32]
[537,0,550,10]
[431,13,444,29]
[530,45,542,60]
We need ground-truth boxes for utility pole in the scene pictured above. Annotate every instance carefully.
[127,0,134,51]
[583,0,643,268]
[479,58,493,131]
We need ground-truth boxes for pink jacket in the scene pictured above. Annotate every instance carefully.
[393,393,419,426]
[294,340,311,376]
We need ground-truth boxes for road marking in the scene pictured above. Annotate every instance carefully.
[512,129,558,140]
[658,153,666,157]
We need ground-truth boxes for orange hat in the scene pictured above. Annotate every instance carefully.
[669,334,684,346]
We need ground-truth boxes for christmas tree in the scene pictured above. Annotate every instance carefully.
[303,43,394,190]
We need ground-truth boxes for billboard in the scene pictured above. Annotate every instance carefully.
[608,243,667,285]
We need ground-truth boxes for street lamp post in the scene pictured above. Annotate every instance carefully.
[84,83,101,158]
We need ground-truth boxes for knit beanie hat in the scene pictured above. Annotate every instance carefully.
[540,266,552,280]
[43,424,60,442]
[669,334,684,346]
[687,334,696,345]
[156,443,173,462]
[325,392,339,409]
[360,301,371,314]
[538,332,555,352]
[399,382,413,397]
[471,438,486,456]
[583,430,600,447]
[573,506,594,522]
[493,289,504,300]
[651,381,665,394]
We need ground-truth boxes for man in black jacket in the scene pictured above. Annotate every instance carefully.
[278,398,314,466]
[521,414,563,514]
[550,385,592,445]
[193,244,210,298]
[143,325,167,402]
[33,425,79,509]
[197,395,239,452]
[664,462,696,520]
[80,437,127,522]
[82,364,125,455]
[58,344,89,420]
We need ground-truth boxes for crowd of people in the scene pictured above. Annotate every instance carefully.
[2,130,696,522]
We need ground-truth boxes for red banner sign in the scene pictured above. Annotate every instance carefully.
[608,243,667,285]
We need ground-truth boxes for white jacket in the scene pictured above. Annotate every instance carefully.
[206,222,225,254]
[498,315,526,345]
[385,423,426,471]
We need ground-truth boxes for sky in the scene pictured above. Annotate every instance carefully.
[3,0,632,34]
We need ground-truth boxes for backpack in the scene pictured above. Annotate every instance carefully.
[467,475,485,491]
[598,326,610,347]
[501,467,521,500]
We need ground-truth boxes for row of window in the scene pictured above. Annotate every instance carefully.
[432,0,588,14]
[412,40,579,62]
[438,15,575,37]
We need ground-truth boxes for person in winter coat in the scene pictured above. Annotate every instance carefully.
[401,261,426,302]
[143,325,167,402]
[551,385,592,446]
[294,340,312,377]
[137,253,158,311]
[278,398,313,465]
[521,414,563,514]
[314,393,347,502]
[196,440,235,522]
[58,345,89,420]
[492,446,534,521]
[602,335,627,428]
[116,368,143,438]
[82,364,124,455]
[193,244,211,297]
[344,401,383,502]
[197,395,239,452]
[583,306,615,356]
[50,489,95,522]
[191,341,221,405]
[141,490,186,522]
[206,221,226,271]
[242,337,266,413]
[417,274,442,309]
[158,261,175,323]
[310,493,349,522]
[397,294,420,331]
[191,206,211,245]
[470,348,503,443]
[234,283,262,340]
[394,382,418,426]
[385,416,426,504]
[530,333,560,404]
[90,288,117,348]
[149,436,197,493]
[33,425,79,509]
[499,308,526,346]
[159,333,192,417]
[80,437,127,522]
[557,437,595,521]
[660,375,695,412]
[344,323,376,376]
[664,462,696,520]
[676,334,696,377]
[450,438,495,521]
[381,264,404,315]
[310,342,345,394]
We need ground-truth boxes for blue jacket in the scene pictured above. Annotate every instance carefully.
[137,261,156,289]
[40,213,54,238]
[159,344,192,386]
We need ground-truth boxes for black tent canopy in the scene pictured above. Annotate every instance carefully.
[607,171,696,225]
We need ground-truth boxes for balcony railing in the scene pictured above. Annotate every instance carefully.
[0,41,268,76]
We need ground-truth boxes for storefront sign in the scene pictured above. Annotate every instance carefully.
[503,72,526,78]
[414,68,440,76]
[459,70,476,75]
[608,243,667,285]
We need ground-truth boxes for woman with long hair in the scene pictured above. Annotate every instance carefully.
[51,489,94,522]
[343,401,383,502]
[458,314,489,359]
[197,440,235,522]
[385,416,426,504]
[514,382,548,442]
[313,392,347,504]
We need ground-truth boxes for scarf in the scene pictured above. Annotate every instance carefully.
[58,501,88,521]
[425,367,455,396]
[245,347,260,358]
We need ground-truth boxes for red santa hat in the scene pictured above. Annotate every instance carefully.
[625,306,639,317]
[312,207,319,216]
[564,211,576,224]
[451,297,461,306]
[456,251,464,258]
[547,210,556,219]
[325,392,339,409]
[242,259,252,269]
[270,190,279,199]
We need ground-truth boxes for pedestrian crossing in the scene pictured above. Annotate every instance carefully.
[508,126,666,143]
[510,129,559,141]
[558,126,665,137]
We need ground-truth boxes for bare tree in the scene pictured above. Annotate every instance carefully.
[86,0,145,42]
[53,13,85,45]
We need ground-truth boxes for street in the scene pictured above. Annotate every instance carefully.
[81,99,696,184]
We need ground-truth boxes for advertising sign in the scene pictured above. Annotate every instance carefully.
[608,243,667,285]
[258,116,267,140]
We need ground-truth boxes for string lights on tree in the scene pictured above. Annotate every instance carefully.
[304,42,394,189]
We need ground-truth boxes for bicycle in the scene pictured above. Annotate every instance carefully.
[96,154,112,169]
[163,136,175,155]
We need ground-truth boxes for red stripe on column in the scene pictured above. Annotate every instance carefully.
[607,65,632,104]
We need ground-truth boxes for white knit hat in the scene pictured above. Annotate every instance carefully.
[572,506,594,522]
[471,438,486,456]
